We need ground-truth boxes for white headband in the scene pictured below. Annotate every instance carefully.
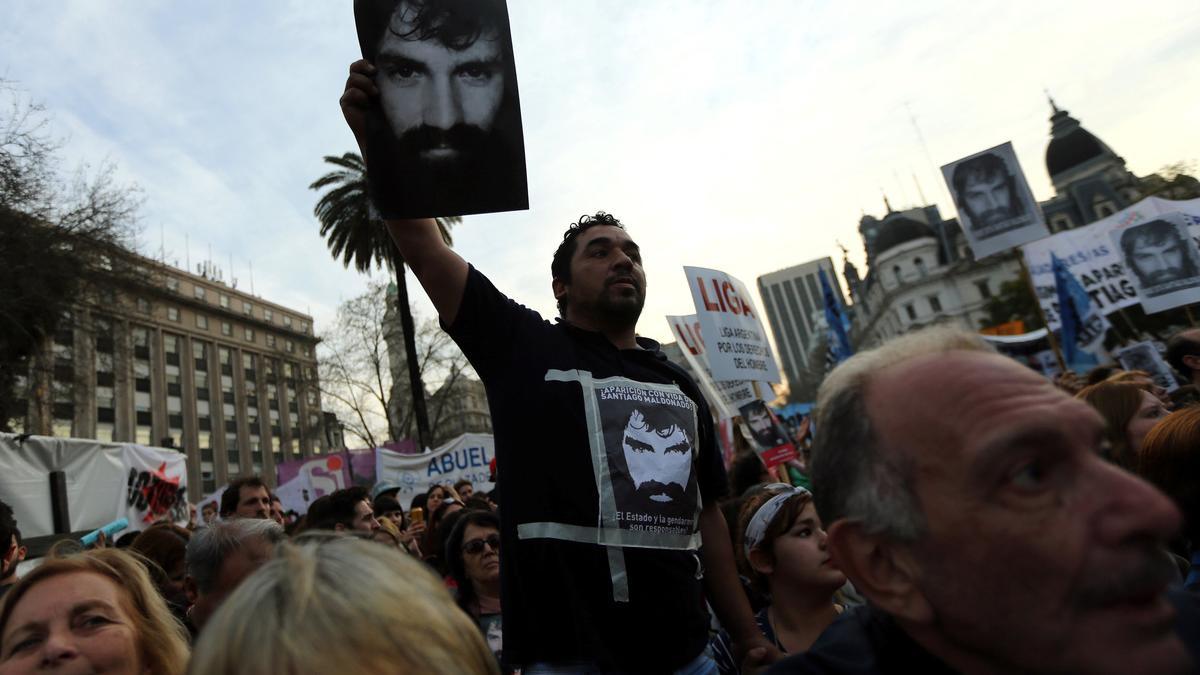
[743,485,811,557]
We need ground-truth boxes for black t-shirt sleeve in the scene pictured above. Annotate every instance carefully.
[443,265,546,379]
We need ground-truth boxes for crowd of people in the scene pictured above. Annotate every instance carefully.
[6,327,1200,674]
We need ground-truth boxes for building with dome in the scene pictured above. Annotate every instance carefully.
[842,98,1160,351]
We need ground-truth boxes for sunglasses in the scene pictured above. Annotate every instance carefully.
[462,533,501,555]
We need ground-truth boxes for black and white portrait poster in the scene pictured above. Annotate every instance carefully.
[941,141,1049,259]
[353,0,528,218]
[597,380,701,540]
[1110,212,1200,314]
[1115,341,1179,393]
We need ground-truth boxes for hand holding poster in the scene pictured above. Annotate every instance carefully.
[665,314,757,419]
[1110,212,1200,314]
[942,141,1049,258]
[684,266,782,384]
[738,400,797,468]
[353,0,528,218]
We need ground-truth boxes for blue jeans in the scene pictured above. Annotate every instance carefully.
[524,650,717,675]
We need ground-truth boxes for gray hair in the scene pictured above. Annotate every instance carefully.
[188,536,498,675]
[186,518,285,593]
[811,325,994,541]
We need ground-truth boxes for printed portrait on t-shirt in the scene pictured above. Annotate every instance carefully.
[596,382,701,536]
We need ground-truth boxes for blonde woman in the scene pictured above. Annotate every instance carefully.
[0,547,189,675]
[188,535,498,675]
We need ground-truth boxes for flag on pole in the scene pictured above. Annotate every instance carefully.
[1051,252,1108,369]
[819,268,854,366]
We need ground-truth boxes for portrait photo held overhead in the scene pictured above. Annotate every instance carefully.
[353,0,528,219]
[942,141,1049,258]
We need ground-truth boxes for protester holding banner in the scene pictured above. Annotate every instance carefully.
[0,548,190,674]
[710,485,845,674]
[342,60,772,668]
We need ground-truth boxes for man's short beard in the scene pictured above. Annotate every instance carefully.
[594,289,645,327]
[634,479,688,504]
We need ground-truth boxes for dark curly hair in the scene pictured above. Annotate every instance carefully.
[355,0,507,58]
[550,212,626,318]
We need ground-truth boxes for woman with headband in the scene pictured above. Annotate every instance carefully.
[709,484,846,674]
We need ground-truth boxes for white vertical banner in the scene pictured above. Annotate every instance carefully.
[683,266,782,384]
[665,315,756,419]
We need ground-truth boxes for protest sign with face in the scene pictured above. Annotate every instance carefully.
[737,399,797,468]
[684,266,781,384]
[1110,212,1200,314]
[942,141,1048,258]
[1022,196,1200,330]
[354,0,528,218]
[1115,342,1180,393]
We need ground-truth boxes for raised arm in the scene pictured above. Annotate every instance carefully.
[340,59,469,325]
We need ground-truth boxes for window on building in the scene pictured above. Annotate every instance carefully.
[266,334,276,348]
[167,307,180,322]
[914,258,927,277]
[243,301,253,316]
[1051,215,1072,232]
[300,321,309,334]
[928,294,942,313]
[137,298,151,314]
[244,327,255,342]
[283,316,293,329]
[975,280,992,299]
[263,308,273,322]
[219,294,230,309]
[904,303,917,321]
[221,322,233,337]
[285,340,294,353]
[892,265,902,284]
[166,277,179,293]
[196,314,208,329]
[194,285,206,300]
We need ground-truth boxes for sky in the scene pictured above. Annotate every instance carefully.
[3,0,1199,349]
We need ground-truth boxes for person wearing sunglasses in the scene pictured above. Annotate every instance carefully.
[446,510,506,670]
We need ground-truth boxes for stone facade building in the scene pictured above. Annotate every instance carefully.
[9,254,324,495]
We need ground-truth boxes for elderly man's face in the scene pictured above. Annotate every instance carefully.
[868,351,1187,674]
[962,172,1015,227]
[375,11,504,164]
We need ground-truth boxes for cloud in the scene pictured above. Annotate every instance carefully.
[2,0,1197,355]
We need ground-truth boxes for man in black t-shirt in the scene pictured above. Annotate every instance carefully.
[340,60,776,673]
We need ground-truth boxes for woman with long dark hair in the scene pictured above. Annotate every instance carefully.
[445,510,504,669]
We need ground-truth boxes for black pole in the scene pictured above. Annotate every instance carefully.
[49,470,70,534]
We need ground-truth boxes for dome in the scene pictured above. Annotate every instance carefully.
[872,216,937,255]
[1045,103,1117,178]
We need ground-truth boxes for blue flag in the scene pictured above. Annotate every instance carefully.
[1051,252,1101,368]
[819,268,854,365]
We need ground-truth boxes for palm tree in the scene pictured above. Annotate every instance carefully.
[310,152,457,451]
